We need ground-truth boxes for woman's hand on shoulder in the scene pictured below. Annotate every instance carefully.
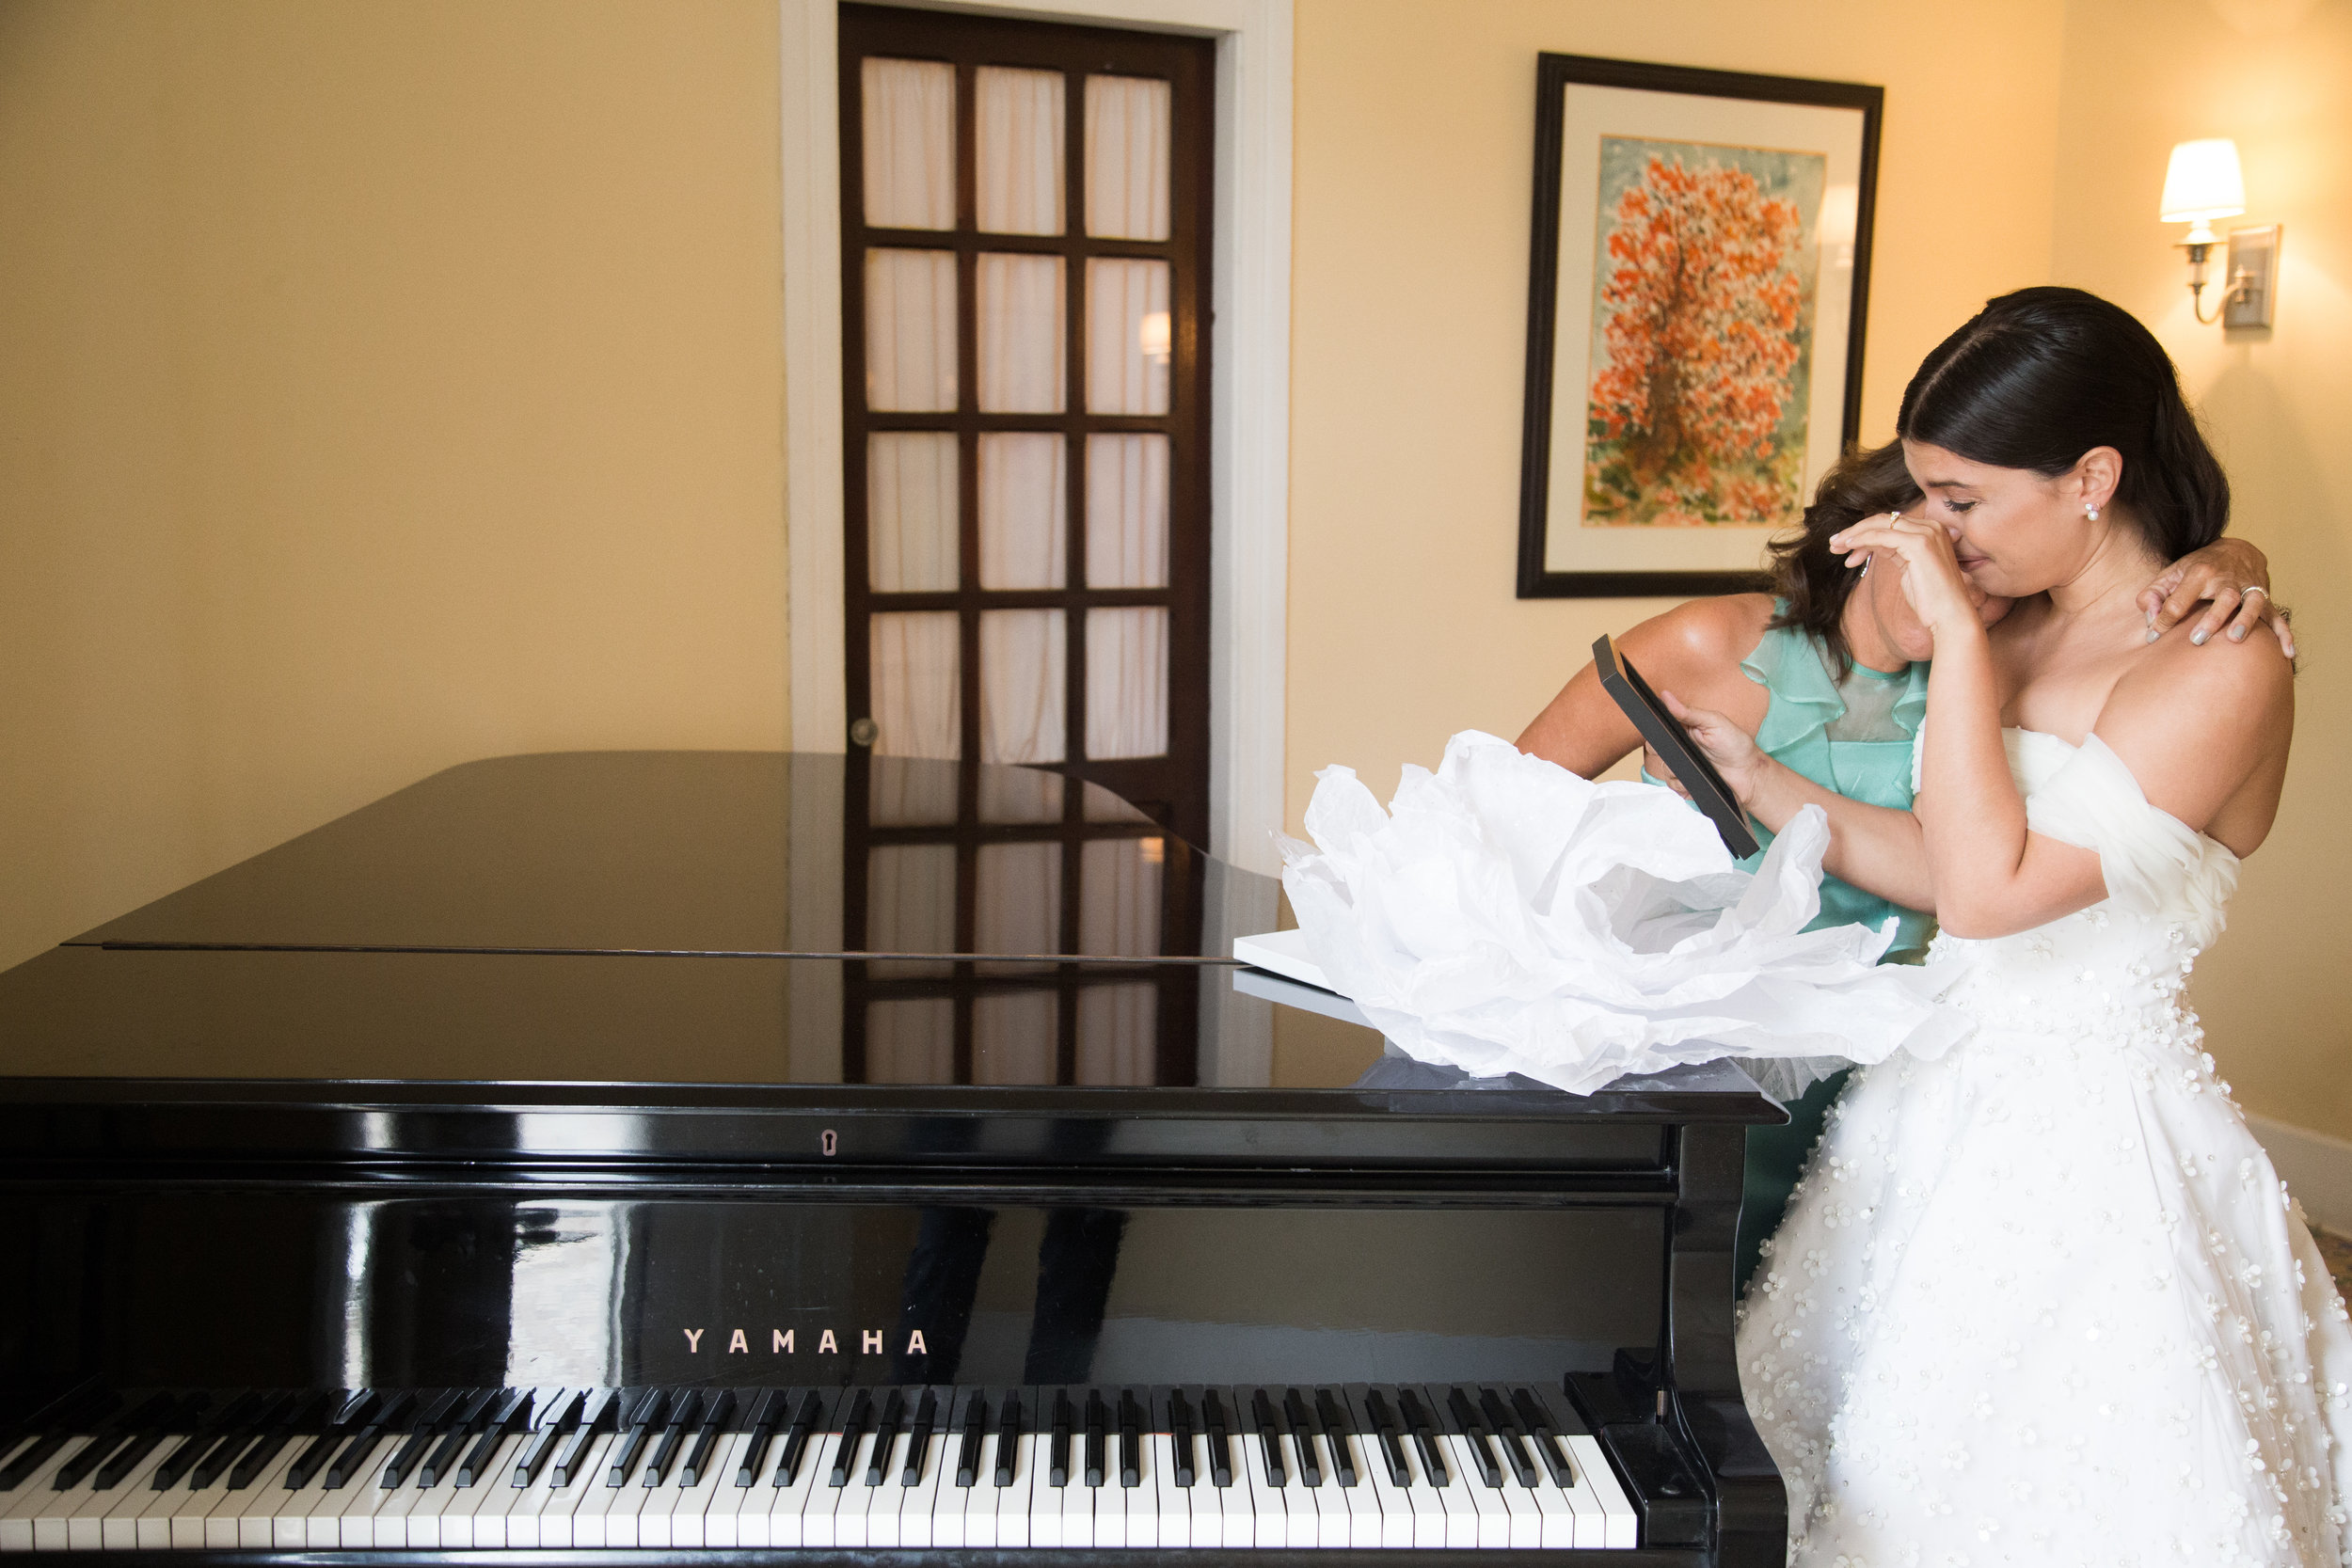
[2137,535,2294,655]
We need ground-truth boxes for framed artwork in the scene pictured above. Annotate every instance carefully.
[1516,54,1882,597]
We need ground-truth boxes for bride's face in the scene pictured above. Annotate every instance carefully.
[1899,438,2112,598]
[1859,534,2013,661]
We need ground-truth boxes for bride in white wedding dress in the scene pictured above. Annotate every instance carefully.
[1672,288,2350,1566]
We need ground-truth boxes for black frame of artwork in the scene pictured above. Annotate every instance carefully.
[1516,52,1883,598]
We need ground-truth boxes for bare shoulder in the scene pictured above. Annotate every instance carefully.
[1615,594,1775,673]
[2111,615,2295,730]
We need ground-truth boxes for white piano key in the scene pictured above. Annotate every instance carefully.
[832,1433,883,1547]
[767,1428,834,1548]
[1526,1462,1580,1550]
[1566,1434,1639,1550]
[1499,1464,1543,1549]
[967,1428,1011,1548]
[798,1433,850,1548]
[405,1444,478,1547]
[1145,1432,1182,1548]
[213,1443,304,1548]
[1423,1442,1476,1548]
[603,1455,660,1548]
[898,1433,946,1548]
[1,1437,93,1551]
[697,1433,754,1546]
[1036,1445,1078,1549]
[1000,1431,1039,1550]
[1328,1432,1381,1548]
[500,1433,570,1548]
[266,1442,353,1548]
[932,1430,974,1550]
[24,1443,115,1552]
[124,1459,199,1549]
[1441,1434,1512,1547]
[1237,1429,1282,1548]
[1211,1447,1251,1551]
[89,1442,179,1548]
[1096,1432,1138,1548]
[335,1459,410,1549]
[454,1433,530,1547]
[855,1427,900,1548]
[663,1434,727,1548]
[1282,1449,1321,1549]
[537,1431,615,1549]
[1362,1431,1419,1548]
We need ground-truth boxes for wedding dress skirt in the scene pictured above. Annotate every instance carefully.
[1740,730,2352,1566]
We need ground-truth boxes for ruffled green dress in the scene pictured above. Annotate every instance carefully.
[1645,614,1932,1291]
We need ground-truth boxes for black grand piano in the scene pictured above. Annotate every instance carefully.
[0,752,1788,1563]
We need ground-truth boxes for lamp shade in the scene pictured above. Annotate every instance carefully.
[2160,138,2246,223]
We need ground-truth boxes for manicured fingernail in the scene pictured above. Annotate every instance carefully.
[2191,630,2208,645]
[2146,629,2160,643]
[2231,627,2247,641]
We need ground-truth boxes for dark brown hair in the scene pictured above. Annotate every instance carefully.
[1766,439,1920,675]
[1898,286,2228,559]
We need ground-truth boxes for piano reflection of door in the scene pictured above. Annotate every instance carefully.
[837,8,1215,1088]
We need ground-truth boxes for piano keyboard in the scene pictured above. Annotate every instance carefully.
[0,1384,1640,1552]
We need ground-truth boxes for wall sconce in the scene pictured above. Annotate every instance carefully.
[1138,309,1172,362]
[2161,137,2280,327]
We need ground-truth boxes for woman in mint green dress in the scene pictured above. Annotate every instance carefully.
[1516,439,2285,1291]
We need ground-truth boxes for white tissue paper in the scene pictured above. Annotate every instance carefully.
[1279,730,1969,1096]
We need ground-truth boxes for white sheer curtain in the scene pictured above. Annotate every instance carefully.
[977,68,1063,234]
[871,611,959,759]
[864,58,956,230]
[979,609,1063,763]
[977,254,1065,413]
[869,432,958,593]
[1085,76,1170,240]
[1086,258,1170,415]
[1087,607,1168,758]
[978,433,1065,589]
[1086,433,1168,587]
[866,249,957,411]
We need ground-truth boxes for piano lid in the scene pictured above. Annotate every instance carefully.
[66,752,1255,963]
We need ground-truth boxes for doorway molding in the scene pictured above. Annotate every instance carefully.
[779,0,1292,870]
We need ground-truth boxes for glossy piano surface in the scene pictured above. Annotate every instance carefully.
[67,752,1245,962]
[0,751,1788,1562]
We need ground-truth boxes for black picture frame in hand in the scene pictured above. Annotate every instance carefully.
[1518,53,1883,599]
[1593,634,1761,859]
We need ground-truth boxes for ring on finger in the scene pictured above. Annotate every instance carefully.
[2242,585,2268,603]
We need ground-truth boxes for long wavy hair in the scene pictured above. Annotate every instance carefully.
[1765,439,1921,676]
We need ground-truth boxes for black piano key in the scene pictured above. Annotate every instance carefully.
[644,1389,700,1486]
[95,1392,199,1489]
[1250,1388,1287,1487]
[1397,1387,1448,1487]
[678,1389,734,1487]
[56,1391,174,1489]
[1446,1386,1504,1488]
[287,1391,378,1490]
[900,1389,936,1486]
[457,1389,532,1487]
[1082,1389,1106,1488]
[420,1388,498,1487]
[515,1390,583,1489]
[992,1390,1021,1488]
[1511,1388,1578,1487]
[1283,1388,1323,1487]
[864,1388,905,1487]
[325,1390,416,1489]
[1201,1389,1233,1488]
[1361,1388,1411,1486]
[1316,1389,1359,1487]
[1479,1388,1540,1486]
[228,1391,335,1491]
[1168,1389,1197,1488]
[154,1390,265,1490]
[551,1390,621,1487]
[829,1391,872,1487]
[380,1389,461,1488]
[1118,1389,1142,1488]
[0,1433,68,1492]
[734,1390,783,1488]
[1048,1390,1073,1488]
[775,1391,824,1488]
[607,1389,668,1487]
[954,1392,986,1488]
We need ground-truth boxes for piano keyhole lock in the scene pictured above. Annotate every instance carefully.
[821,1129,838,1157]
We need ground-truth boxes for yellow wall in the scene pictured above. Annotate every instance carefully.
[0,0,789,972]
[1282,0,2064,826]
[2048,0,2352,1137]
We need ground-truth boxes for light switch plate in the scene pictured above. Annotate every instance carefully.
[2224,224,2280,329]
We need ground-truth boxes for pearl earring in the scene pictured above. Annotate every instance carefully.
[2085,503,2101,521]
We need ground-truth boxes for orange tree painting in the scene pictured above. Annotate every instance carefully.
[1584,137,1825,528]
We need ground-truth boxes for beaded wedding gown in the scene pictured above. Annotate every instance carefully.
[1738,728,2352,1567]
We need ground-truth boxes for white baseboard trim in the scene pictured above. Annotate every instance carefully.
[2249,1113,2352,1235]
